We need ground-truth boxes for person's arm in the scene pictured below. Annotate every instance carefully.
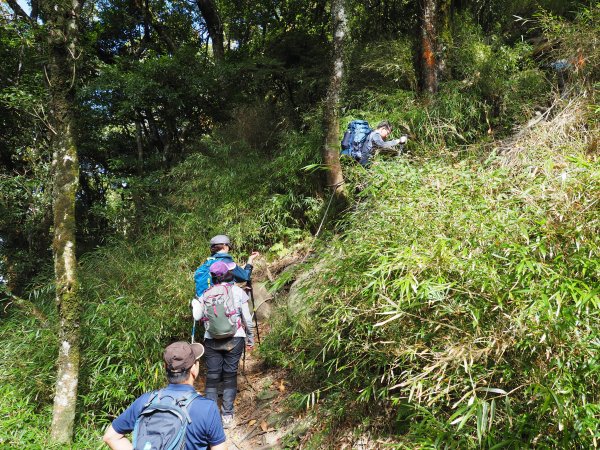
[246,251,259,267]
[232,264,251,282]
[240,301,254,347]
[232,252,260,282]
[211,443,227,450]
[371,132,400,149]
[103,425,133,450]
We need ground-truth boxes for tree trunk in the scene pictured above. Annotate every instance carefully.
[133,118,145,230]
[135,119,144,177]
[322,0,346,196]
[437,0,452,80]
[418,0,439,93]
[44,0,83,443]
[195,0,225,61]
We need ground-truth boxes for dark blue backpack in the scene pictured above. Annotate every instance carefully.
[340,120,372,160]
[132,389,199,450]
[193,257,217,298]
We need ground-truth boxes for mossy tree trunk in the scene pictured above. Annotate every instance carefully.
[323,0,346,197]
[44,0,83,443]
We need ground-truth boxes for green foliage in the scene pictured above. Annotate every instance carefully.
[341,14,551,156]
[1,1,596,446]
[535,2,600,86]
[264,102,600,447]
[0,16,53,291]
[0,110,326,445]
[350,39,417,92]
[446,13,550,131]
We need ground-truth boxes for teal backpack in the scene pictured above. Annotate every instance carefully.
[132,389,198,450]
[193,257,216,297]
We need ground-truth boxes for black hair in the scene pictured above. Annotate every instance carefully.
[210,243,229,254]
[166,367,191,384]
[212,271,235,284]
[376,120,392,132]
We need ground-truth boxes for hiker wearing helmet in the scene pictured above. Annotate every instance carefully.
[191,261,255,429]
[103,341,227,450]
[194,234,259,298]
[359,120,406,166]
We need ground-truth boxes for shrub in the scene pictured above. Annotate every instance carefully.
[264,99,600,447]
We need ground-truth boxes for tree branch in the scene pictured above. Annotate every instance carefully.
[6,0,34,24]
[141,4,177,53]
[2,293,49,327]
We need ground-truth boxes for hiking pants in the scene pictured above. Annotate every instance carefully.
[204,337,244,416]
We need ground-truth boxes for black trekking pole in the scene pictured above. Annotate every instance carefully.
[242,342,246,375]
[397,135,408,157]
[247,280,261,345]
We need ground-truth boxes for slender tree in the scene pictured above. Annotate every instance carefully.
[43,0,84,443]
[418,0,439,93]
[195,0,225,61]
[322,0,346,196]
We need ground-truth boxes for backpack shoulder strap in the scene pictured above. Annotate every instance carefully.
[143,390,161,408]
[177,391,200,424]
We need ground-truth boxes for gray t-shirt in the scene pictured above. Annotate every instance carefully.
[359,131,401,166]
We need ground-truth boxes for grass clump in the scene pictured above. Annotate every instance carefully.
[263,99,600,448]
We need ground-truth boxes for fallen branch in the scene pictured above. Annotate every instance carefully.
[2,293,49,327]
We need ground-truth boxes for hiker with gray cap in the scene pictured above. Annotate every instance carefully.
[103,341,226,450]
[194,234,259,298]
[359,120,407,167]
[191,260,255,429]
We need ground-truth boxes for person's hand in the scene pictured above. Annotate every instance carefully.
[247,251,260,265]
[246,344,255,351]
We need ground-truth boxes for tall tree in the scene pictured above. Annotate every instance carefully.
[322,0,346,196]
[42,0,84,443]
[196,0,225,61]
[418,0,439,93]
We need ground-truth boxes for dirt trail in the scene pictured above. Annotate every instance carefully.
[223,348,291,449]
[195,324,299,449]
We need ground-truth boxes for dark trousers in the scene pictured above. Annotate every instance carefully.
[204,337,244,416]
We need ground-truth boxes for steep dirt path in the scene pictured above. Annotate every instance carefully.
[195,327,301,449]
[223,346,291,449]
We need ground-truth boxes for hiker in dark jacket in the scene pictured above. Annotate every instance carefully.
[194,234,259,297]
[359,120,405,166]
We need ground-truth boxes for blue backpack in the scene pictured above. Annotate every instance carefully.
[193,257,217,298]
[340,120,372,160]
[132,389,199,450]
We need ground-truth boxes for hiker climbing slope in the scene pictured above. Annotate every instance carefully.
[359,120,406,166]
[194,234,259,297]
[191,261,255,430]
[340,120,407,167]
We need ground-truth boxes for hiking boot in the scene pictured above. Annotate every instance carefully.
[222,414,235,429]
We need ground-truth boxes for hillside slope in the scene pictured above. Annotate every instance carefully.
[0,100,597,449]
[263,97,600,448]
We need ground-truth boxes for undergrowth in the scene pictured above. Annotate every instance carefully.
[263,98,600,448]
[0,124,324,447]
[0,6,595,445]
